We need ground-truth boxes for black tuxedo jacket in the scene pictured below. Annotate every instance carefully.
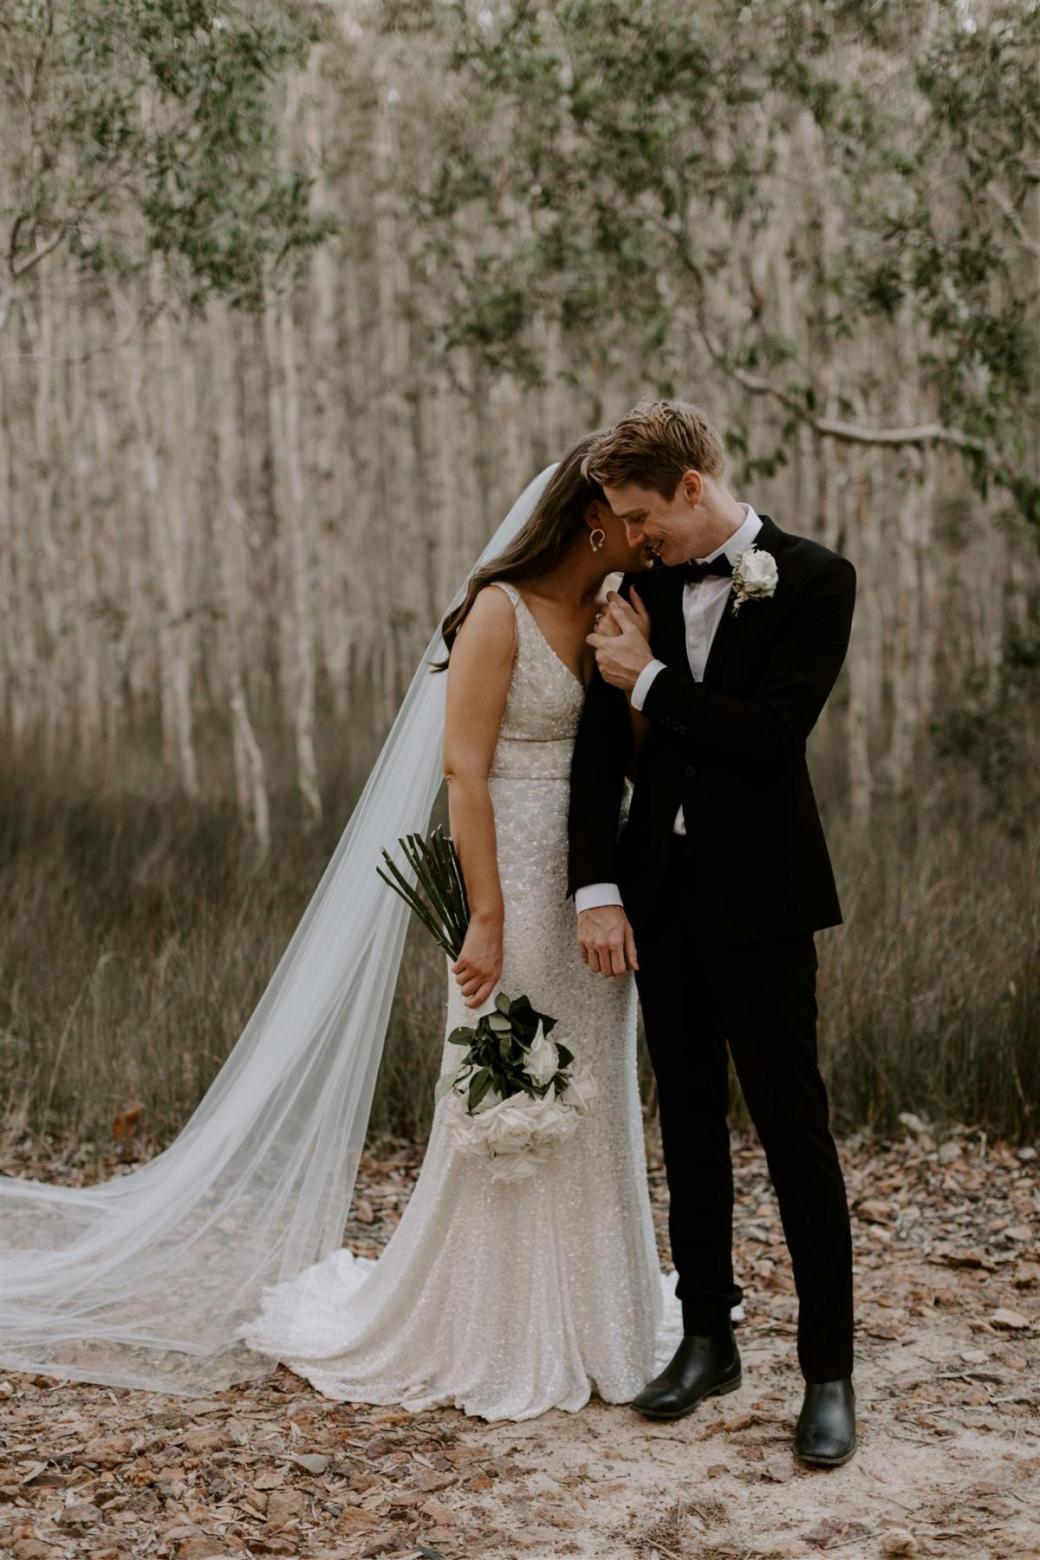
[566,515,856,943]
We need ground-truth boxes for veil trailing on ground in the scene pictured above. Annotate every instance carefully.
[0,464,559,1396]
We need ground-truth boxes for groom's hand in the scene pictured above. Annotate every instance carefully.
[587,590,653,691]
[578,906,639,976]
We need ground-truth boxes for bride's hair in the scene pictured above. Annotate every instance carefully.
[434,432,607,670]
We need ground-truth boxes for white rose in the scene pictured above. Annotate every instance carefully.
[523,1090,579,1145]
[523,1021,561,1088]
[481,1096,537,1156]
[736,547,778,595]
[559,1070,598,1115]
[441,1093,484,1159]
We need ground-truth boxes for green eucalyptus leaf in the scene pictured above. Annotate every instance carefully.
[468,1066,493,1111]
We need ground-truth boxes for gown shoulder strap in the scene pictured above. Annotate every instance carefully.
[488,579,521,608]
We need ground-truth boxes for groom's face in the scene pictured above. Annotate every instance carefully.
[603,472,708,567]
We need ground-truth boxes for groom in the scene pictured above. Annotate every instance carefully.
[567,400,857,1466]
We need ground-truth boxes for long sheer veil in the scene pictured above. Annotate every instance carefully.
[0,463,559,1396]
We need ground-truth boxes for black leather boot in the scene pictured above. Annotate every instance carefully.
[794,1378,856,1466]
[630,1321,741,1421]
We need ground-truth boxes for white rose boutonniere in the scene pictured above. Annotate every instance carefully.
[731,545,779,616]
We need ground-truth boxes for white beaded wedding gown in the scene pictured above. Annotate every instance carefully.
[236,582,688,1420]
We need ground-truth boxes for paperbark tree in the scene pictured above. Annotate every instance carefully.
[398,0,1039,528]
[0,0,335,333]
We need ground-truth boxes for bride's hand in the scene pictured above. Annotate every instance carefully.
[451,914,504,1009]
[594,585,651,641]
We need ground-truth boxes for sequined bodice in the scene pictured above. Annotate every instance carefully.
[489,582,586,780]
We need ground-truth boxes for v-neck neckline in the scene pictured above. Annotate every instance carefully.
[512,589,587,692]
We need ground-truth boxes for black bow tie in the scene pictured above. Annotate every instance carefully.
[680,554,733,583]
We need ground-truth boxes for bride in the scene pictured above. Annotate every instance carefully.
[1,439,733,1419]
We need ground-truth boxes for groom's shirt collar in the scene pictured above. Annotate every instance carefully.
[694,503,763,568]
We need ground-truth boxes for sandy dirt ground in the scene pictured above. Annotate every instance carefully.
[1,1123,1037,1560]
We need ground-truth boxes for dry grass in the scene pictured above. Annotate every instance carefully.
[1,756,1037,1155]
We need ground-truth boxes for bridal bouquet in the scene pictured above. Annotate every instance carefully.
[378,829,596,1182]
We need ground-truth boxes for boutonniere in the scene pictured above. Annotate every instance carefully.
[730,546,779,616]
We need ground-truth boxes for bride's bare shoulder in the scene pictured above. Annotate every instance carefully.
[452,582,517,662]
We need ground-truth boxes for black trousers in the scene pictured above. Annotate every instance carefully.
[633,838,855,1382]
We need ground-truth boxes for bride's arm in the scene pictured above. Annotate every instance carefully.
[443,585,516,1010]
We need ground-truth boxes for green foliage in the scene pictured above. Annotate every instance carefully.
[378,828,470,959]
[1,0,336,320]
[437,990,570,1116]
[385,0,1039,524]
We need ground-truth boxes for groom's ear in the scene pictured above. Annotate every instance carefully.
[680,468,704,506]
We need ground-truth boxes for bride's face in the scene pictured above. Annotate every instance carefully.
[587,502,655,576]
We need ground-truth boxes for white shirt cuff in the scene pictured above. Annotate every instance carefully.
[575,883,625,913]
[631,659,666,712]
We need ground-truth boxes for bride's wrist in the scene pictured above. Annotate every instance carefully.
[470,905,504,930]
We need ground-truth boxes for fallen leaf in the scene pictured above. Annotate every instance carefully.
[415,1470,454,1492]
[804,1517,871,1548]
[289,1454,329,1475]
[942,1250,997,1271]
[338,1508,381,1535]
[420,1498,455,1526]
[112,1103,142,1142]
[253,1472,284,1491]
[761,1453,793,1482]
[881,1533,918,1556]
[265,1489,306,1528]
[989,1309,1032,1330]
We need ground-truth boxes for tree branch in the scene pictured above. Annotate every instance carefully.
[671,220,994,460]
[11,225,67,280]
[719,355,988,456]
[985,184,1040,262]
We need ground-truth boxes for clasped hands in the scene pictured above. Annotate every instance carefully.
[577,588,652,978]
[586,588,652,691]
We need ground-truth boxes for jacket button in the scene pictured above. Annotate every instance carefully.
[684,764,697,778]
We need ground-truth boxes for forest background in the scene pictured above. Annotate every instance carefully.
[1,0,1038,1155]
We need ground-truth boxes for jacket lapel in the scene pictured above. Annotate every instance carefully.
[703,514,785,687]
[652,567,689,668]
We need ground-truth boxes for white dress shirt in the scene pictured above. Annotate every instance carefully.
[575,504,763,914]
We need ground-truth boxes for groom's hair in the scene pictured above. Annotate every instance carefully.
[582,400,725,496]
